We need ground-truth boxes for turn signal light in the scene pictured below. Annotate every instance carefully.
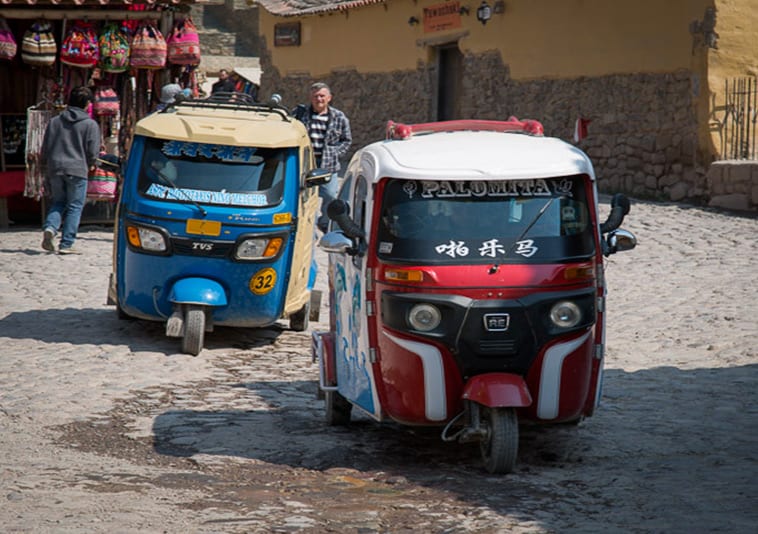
[385,269,424,282]
[264,238,283,257]
[564,264,595,280]
[125,224,168,252]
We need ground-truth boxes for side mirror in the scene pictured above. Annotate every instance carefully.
[600,193,631,234]
[606,228,637,255]
[319,231,357,256]
[304,168,332,188]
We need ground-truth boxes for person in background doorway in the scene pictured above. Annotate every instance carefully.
[293,82,352,232]
[211,69,236,94]
[40,86,100,255]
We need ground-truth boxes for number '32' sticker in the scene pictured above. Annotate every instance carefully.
[249,268,277,295]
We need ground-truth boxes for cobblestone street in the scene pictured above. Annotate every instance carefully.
[1,199,757,533]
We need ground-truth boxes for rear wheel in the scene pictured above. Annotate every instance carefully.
[182,306,205,356]
[290,302,310,332]
[479,406,519,474]
[325,389,352,426]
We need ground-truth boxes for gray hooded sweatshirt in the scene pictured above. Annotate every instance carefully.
[42,106,101,179]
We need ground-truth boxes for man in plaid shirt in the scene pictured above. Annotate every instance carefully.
[293,82,352,232]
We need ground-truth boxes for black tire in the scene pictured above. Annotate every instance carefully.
[182,307,205,356]
[116,302,133,320]
[290,302,309,332]
[325,389,352,426]
[479,406,519,474]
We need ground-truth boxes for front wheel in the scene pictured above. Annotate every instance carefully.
[182,306,206,356]
[479,406,519,474]
[325,389,352,426]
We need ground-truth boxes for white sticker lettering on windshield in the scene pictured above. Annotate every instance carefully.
[419,178,560,199]
[432,238,540,259]
[514,239,538,258]
[478,239,506,258]
[435,240,469,258]
[146,183,267,207]
[379,242,393,254]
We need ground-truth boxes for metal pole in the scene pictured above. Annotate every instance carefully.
[751,77,757,160]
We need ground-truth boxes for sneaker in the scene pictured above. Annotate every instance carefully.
[58,247,82,255]
[41,229,55,252]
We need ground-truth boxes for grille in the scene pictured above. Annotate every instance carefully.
[478,339,517,355]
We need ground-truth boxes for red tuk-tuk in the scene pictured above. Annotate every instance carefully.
[313,119,636,473]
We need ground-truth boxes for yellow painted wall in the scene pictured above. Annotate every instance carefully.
[689,0,758,159]
[260,0,710,80]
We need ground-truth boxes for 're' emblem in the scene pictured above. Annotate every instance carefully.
[483,313,510,332]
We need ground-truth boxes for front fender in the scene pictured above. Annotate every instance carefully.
[169,278,228,306]
[462,373,532,408]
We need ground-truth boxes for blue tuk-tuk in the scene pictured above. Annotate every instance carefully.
[108,94,330,355]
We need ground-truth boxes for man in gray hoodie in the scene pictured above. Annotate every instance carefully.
[41,86,100,254]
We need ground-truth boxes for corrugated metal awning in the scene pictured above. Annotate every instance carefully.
[0,0,217,6]
[253,0,386,17]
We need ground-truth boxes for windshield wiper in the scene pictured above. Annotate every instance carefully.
[155,168,207,217]
[489,197,557,273]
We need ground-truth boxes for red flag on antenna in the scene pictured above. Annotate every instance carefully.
[573,117,591,143]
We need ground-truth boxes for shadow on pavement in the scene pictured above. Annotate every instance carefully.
[0,307,282,355]
[150,364,758,531]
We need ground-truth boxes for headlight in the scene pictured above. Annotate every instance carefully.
[408,303,442,332]
[550,300,581,329]
[235,237,283,260]
[126,225,167,252]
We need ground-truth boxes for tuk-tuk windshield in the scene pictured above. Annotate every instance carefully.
[137,138,290,208]
[376,176,595,264]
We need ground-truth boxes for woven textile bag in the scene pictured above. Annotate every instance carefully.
[0,17,17,61]
[87,167,118,200]
[21,22,56,67]
[60,21,99,68]
[167,18,201,66]
[87,154,119,200]
[98,23,130,73]
[129,20,166,69]
[93,86,120,116]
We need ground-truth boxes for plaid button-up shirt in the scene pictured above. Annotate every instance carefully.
[293,105,352,173]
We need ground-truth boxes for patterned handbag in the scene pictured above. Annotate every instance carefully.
[166,17,201,66]
[0,17,17,61]
[21,21,56,67]
[93,86,120,116]
[98,22,130,73]
[60,21,99,68]
[87,154,119,200]
[129,20,167,69]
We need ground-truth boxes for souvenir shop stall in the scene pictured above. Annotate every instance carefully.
[0,0,203,228]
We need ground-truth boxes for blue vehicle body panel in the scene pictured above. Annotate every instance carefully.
[115,135,304,328]
[169,278,228,306]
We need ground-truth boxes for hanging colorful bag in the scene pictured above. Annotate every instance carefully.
[129,20,167,69]
[98,22,130,73]
[166,17,201,66]
[0,17,17,61]
[60,21,99,68]
[21,21,56,67]
[93,86,120,116]
[87,154,119,200]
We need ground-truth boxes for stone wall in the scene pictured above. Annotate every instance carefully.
[260,45,754,211]
[707,161,758,211]
[191,3,259,58]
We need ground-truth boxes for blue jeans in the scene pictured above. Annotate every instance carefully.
[43,174,88,249]
[317,173,340,231]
